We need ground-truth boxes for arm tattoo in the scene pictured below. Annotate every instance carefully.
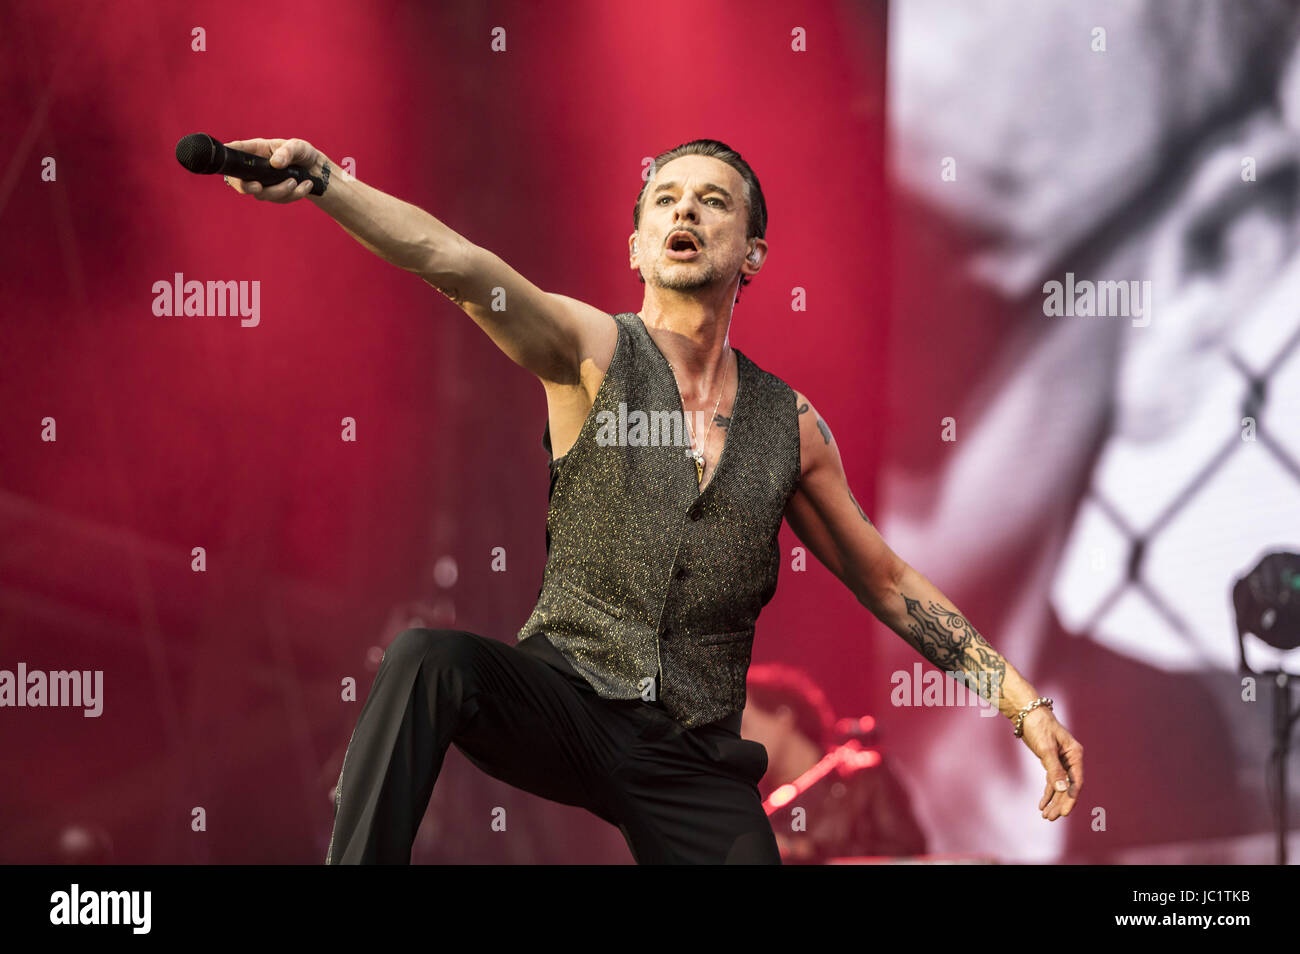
[900,593,1006,703]
[798,399,830,443]
[431,283,463,306]
[848,488,873,527]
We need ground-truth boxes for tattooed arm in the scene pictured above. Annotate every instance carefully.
[782,390,1084,820]
[782,391,897,607]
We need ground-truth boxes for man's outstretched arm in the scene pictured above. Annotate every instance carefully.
[782,390,1084,822]
[220,137,613,387]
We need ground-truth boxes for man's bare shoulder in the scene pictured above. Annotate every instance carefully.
[537,300,623,460]
[790,387,837,481]
[538,297,620,436]
[547,294,619,381]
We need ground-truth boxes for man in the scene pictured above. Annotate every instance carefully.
[742,663,928,863]
[220,136,1083,865]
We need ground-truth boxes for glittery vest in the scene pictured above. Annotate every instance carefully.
[516,312,802,729]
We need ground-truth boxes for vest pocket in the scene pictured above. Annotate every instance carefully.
[696,631,753,714]
[698,630,750,646]
[556,578,626,619]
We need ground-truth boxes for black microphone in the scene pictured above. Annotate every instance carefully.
[175,132,326,195]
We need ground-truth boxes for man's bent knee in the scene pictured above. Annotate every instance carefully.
[381,627,482,677]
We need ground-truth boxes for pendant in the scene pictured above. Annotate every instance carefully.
[692,451,705,483]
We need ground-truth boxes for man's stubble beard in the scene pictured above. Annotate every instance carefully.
[646,256,736,292]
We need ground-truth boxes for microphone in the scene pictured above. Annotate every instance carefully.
[175,133,326,195]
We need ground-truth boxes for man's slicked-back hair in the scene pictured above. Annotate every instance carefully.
[633,139,768,299]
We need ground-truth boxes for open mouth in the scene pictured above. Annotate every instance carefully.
[665,231,701,259]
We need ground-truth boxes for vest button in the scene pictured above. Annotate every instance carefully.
[689,507,702,521]
[674,565,687,580]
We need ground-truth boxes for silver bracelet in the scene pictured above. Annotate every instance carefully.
[1013,697,1053,738]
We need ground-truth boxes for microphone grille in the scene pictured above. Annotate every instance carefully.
[175,133,220,174]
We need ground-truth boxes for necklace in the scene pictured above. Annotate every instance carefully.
[668,348,731,485]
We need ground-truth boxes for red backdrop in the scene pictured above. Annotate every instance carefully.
[0,0,888,862]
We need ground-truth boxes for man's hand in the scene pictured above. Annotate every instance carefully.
[1019,707,1084,820]
[221,138,323,203]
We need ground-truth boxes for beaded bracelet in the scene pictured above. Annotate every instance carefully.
[1013,697,1053,738]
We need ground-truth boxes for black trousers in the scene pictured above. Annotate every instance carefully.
[325,627,780,864]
